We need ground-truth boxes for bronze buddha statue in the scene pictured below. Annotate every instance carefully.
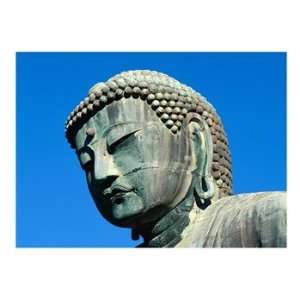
[65,70,286,247]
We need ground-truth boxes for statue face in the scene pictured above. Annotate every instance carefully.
[74,98,193,228]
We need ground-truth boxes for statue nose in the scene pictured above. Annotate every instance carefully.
[93,150,121,183]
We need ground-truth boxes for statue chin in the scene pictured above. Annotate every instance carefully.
[98,191,174,228]
[109,192,145,225]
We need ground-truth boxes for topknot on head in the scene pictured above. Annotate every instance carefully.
[66,70,214,137]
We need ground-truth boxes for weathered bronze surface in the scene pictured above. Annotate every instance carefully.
[65,70,286,247]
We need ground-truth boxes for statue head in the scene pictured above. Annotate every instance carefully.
[65,70,232,229]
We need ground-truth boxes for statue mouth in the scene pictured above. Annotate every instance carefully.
[103,185,134,205]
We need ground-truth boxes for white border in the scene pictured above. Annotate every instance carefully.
[0,1,298,300]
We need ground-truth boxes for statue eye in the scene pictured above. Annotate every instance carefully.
[79,152,92,170]
[107,129,141,153]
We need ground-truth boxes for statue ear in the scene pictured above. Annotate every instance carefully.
[187,114,216,209]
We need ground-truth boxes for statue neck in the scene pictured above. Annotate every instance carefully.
[134,179,220,247]
[135,193,195,247]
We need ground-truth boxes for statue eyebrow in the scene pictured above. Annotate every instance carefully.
[103,122,142,137]
[76,122,142,153]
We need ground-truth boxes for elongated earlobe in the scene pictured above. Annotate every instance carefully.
[188,115,216,209]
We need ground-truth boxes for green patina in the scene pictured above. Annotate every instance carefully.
[65,70,286,248]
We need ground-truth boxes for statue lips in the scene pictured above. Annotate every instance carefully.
[103,184,134,205]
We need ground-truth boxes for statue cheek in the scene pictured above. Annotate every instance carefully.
[135,124,164,165]
[125,167,180,209]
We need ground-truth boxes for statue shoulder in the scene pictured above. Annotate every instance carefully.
[226,191,286,205]
[220,191,286,216]
[177,191,286,247]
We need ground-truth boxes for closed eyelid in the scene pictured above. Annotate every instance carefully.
[106,126,142,148]
[106,128,142,151]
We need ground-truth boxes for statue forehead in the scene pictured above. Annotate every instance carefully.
[75,97,163,150]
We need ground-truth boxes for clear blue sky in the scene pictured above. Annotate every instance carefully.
[16,52,286,247]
